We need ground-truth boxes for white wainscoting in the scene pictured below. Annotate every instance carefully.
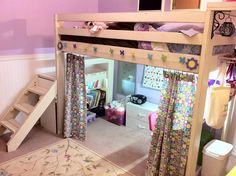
[0,53,55,116]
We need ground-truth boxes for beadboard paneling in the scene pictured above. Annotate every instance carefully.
[0,54,55,115]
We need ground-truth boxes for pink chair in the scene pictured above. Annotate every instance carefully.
[148,112,158,131]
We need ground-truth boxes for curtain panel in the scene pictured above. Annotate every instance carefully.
[64,53,87,141]
[147,71,197,176]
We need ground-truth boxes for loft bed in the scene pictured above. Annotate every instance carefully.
[55,2,236,176]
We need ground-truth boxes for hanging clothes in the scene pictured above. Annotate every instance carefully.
[64,53,87,141]
[146,71,197,176]
[226,62,236,100]
[204,63,230,129]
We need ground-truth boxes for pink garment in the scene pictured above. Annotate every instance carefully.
[148,112,158,131]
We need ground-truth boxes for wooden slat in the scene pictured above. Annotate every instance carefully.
[28,86,48,96]
[38,73,56,81]
[14,103,34,114]
[212,35,236,46]
[57,11,205,23]
[1,120,19,133]
[37,77,55,89]
[58,28,203,45]
[208,2,236,11]
[60,41,200,73]
[8,119,21,129]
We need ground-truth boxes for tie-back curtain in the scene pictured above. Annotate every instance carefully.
[64,53,87,141]
[147,71,197,176]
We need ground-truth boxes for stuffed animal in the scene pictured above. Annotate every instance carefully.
[83,21,109,33]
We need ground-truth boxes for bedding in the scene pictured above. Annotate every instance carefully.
[60,22,235,55]
[134,23,203,55]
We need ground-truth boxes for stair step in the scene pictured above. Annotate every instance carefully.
[14,103,34,114]
[38,73,56,81]
[1,119,20,133]
[28,86,47,96]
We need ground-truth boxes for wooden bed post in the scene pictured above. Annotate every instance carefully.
[185,10,215,176]
[55,15,65,135]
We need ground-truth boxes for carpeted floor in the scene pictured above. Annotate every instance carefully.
[4,118,236,175]
[0,125,62,164]
[81,118,151,176]
[0,118,151,176]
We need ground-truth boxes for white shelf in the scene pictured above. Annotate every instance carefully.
[85,66,107,75]
[84,58,114,103]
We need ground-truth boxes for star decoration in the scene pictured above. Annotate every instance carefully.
[93,47,97,53]
[161,54,167,62]
[120,50,125,56]
[131,52,135,59]
[186,58,199,70]
[84,48,88,52]
[109,48,114,55]
[179,57,186,64]
[148,53,153,60]
[57,42,63,50]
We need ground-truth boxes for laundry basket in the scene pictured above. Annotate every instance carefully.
[201,139,233,176]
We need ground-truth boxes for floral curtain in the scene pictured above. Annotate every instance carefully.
[146,71,197,176]
[64,53,87,141]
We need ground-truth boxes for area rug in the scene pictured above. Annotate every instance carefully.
[0,139,134,176]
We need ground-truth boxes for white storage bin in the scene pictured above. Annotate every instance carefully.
[201,139,233,176]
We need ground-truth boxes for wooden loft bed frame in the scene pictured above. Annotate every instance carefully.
[55,2,236,175]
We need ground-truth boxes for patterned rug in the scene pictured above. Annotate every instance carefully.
[0,139,134,176]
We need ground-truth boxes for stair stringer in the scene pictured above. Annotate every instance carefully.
[7,81,57,152]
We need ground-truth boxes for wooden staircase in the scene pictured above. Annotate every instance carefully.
[0,73,57,152]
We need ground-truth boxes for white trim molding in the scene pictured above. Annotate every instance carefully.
[0,53,55,62]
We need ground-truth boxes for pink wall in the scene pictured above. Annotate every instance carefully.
[98,0,137,12]
[98,0,172,12]
[0,0,98,55]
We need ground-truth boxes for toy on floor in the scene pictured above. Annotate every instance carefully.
[87,111,96,123]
